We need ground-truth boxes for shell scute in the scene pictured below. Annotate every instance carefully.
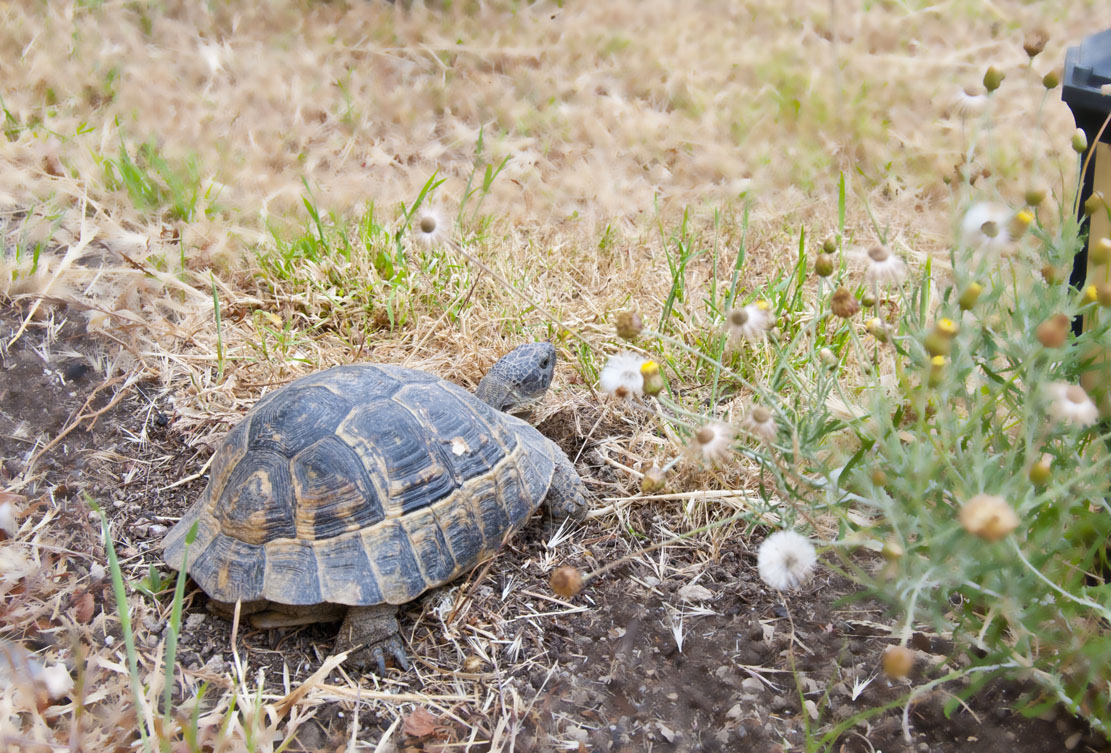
[338,400,458,516]
[399,507,456,586]
[291,435,385,539]
[359,520,427,605]
[262,540,322,605]
[314,532,384,605]
[216,450,295,545]
[399,383,511,483]
[247,385,350,456]
[189,534,265,602]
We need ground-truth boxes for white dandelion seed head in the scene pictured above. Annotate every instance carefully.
[413,207,447,247]
[1046,381,1099,428]
[742,405,778,444]
[599,353,646,399]
[689,421,734,463]
[959,202,1012,256]
[954,87,988,116]
[726,301,773,345]
[864,245,906,287]
[757,530,818,591]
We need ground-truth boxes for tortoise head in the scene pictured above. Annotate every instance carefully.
[475,342,556,413]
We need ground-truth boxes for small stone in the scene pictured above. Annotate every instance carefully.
[741,676,763,692]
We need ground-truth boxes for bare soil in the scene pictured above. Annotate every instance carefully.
[3,308,1107,752]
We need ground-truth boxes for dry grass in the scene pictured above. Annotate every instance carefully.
[0,0,1100,749]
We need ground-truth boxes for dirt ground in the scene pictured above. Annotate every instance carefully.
[4,304,1108,752]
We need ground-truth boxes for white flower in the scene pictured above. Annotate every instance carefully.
[412,207,447,247]
[959,202,1012,256]
[757,530,818,590]
[599,353,646,399]
[1046,382,1099,428]
[741,405,778,444]
[689,422,734,463]
[864,245,906,287]
[954,87,988,116]
[725,301,773,346]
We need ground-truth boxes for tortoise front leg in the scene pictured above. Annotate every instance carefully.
[334,604,409,675]
[543,448,589,519]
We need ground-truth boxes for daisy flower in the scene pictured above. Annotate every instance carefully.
[741,405,777,444]
[599,353,646,399]
[959,202,1011,255]
[864,245,906,287]
[725,301,773,346]
[689,422,734,464]
[757,530,818,590]
[1046,382,1099,428]
[412,207,447,247]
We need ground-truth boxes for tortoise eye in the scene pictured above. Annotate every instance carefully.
[539,355,551,369]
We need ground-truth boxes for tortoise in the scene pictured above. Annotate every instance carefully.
[162,342,588,673]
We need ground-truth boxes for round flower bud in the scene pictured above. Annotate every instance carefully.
[883,645,915,679]
[815,253,835,277]
[1090,237,1111,266]
[822,237,838,253]
[641,361,665,397]
[1042,68,1060,89]
[982,65,1005,93]
[958,282,982,310]
[1097,283,1111,308]
[1024,186,1047,207]
[927,355,946,388]
[1073,129,1089,155]
[1084,285,1099,305]
[1023,29,1048,59]
[1028,454,1052,486]
[641,465,666,494]
[935,318,958,337]
[550,566,584,598]
[1084,191,1104,216]
[1008,209,1033,239]
[819,347,837,368]
[866,317,888,342]
[959,494,1019,541]
[831,287,860,319]
[870,469,888,487]
[924,330,951,358]
[861,291,877,308]
[616,310,643,340]
[1036,314,1070,348]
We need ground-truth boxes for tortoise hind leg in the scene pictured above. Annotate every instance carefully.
[334,604,409,675]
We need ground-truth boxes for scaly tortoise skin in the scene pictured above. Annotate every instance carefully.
[162,343,588,673]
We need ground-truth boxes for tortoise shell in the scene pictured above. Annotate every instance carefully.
[162,363,561,606]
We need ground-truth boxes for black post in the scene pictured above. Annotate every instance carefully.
[1062,29,1111,335]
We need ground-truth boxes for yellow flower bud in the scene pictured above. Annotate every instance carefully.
[1028,454,1052,486]
[1024,186,1047,207]
[1042,68,1060,90]
[1074,129,1090,155]
[927,355,946,388]
[641,465,666,494]
[983,65,1005,93]
[1084,285,1099,305]
[1091,237,1111,266]
[958,282,982,310]
[641,360,665,396]
[815,253,835,277]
